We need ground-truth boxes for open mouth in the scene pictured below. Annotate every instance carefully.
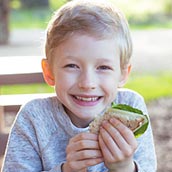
[72,95,102,105]
[74,95,101,102]
[75,96,99,102]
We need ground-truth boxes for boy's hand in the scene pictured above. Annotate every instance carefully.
[63,133,103,172]
[98,118,137,172]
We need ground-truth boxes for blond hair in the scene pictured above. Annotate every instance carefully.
[45,0,132,69]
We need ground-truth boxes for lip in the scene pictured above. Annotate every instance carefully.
[71,94,102,106]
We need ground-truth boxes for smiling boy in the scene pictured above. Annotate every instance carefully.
[2,0,157,172]
[43,34,128,128]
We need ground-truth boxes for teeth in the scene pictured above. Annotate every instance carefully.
[75,96,98,102]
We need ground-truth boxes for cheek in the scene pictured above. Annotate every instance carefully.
[54,78,71,102]
[101,73,120,87]
[54,73,76,91]
[101,75,120,98]
[105,83,118,97]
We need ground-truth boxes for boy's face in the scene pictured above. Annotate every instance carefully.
[42,34,130,128]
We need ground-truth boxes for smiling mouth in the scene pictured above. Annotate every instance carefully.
[73,95,101,102]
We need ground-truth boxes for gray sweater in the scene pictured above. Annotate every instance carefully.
[2,89,157,172]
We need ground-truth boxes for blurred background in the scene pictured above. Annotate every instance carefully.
[0,0,172,171]
[0,0,172,99]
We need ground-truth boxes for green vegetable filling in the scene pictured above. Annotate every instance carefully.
[111,103,149,138]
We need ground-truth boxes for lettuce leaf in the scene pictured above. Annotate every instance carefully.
[111,102,143,115]
[111,102,149,138]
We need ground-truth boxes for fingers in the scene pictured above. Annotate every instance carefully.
[101,118,137,150]
[65,120,137,172]
[67,132,102,161]
[109,118,138,149]
[99,131,120,162]
[66,132,103,171]
[99,127,127,162]
[67,149,102,161]
[70,132,98,142]
[65,157,103,171]
[67,133,100,152]
[99,118,138,163]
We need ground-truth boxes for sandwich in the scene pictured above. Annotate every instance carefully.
[89,103,149,138]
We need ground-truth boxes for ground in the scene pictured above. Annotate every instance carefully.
[148,98,172,172]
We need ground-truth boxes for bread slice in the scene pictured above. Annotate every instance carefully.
[89,104,148,138]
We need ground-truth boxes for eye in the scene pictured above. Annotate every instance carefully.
[64,64,79,69]
[97,65,112,70]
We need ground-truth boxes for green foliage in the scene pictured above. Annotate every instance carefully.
[10,8,52,29]
[9,0,172,29]
[111,0,172,29]
[49,0,67,10]
[163,0,172,15]
[9,0,68,29]
[125,72,172,102]
[10,0,21,9]
[1,83,54,95]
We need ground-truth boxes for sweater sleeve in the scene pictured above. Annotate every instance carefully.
[128,90,157,172]
[2,104,63,172]
[116,89,157,172]
[134,122,157,172]
[134,97,157,172]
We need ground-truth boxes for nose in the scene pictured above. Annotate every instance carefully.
[78,71,97,90]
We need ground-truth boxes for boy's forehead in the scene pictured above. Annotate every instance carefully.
[56,33,117,48]
[53,34,119,59]
[57,31,118,48]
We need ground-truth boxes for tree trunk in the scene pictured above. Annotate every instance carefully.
[0,0,9,45]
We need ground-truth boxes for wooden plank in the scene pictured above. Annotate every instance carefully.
[0,133,9,156]
[0,73,45,85]
[4,105,20,113]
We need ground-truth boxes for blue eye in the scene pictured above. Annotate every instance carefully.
[98,65,112,70]
[64,64,79,68]
[64,64,80,71]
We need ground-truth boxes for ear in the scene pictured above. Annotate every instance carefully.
[41,59,55,86]
[118,64,131,88]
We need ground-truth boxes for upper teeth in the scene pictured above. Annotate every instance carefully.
[76,96,98,102]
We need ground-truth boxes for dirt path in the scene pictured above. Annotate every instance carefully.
[148,98,172,172]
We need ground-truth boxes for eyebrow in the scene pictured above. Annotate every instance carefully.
[62,54,117,65]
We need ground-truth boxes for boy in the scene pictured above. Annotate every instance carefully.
[2,0,157,171]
